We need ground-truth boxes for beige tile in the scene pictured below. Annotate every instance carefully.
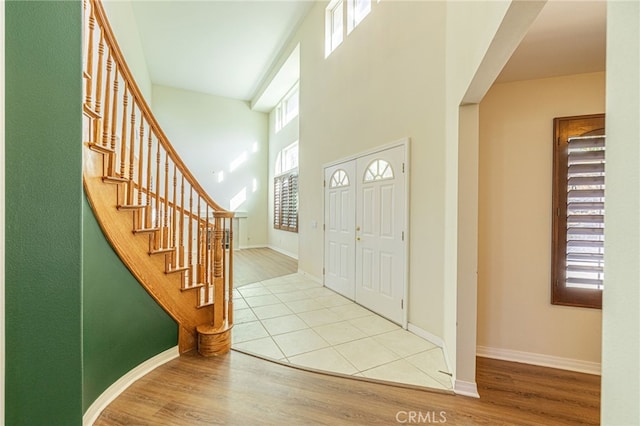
[334,337,400,371]
[238,285,272,297]
[361,360,446,390]
[373,329,437,357]
[252,303,293,320]
[234,337,286,361]
[405,348,453,389]
[272,329,330,357]
[233,298,248,310]
[266,283,303,294]
[348,315,400,336]
[329,304,375,321]
[298,309,343,327]
[274,290,312,303]
[234,308,258,324]
[304,287,334,298]
[232,321,269,344]
[312,321,367,346]
[261,314,309,335]
[288,348,358,375]
[244,294,281,308]
[284,298,326,314]
[315,293,352,308]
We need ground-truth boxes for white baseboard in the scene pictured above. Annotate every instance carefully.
[237,244,268,250]
[297,269,322,284]
[83,346,179,425]
[407,323,445,348]
[454,380,480,398]
[267,245,298,260]
[476,345,601,375]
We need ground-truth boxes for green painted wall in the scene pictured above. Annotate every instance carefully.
[82,196,177,411]
[6,1,178,422]
[5,1,83,424]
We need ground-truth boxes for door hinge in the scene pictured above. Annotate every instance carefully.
[401,299,404,309]
[323,224,325,231]
[323,267,326,275]
[402,231,405,241]
[323,180,326,187]
[402,163,405,173]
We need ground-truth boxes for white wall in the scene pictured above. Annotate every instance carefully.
[101,0,152,102]
[601,1,640,424]
[478,72,605,370]
[268,111,299,258]
[152,85,269,248]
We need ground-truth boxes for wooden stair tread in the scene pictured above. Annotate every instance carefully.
[181,283,205,292]
[117,204,145,211]
[150,247,175,255]
[167,266,189,274]
[133,227,160,234]
[103,176,129,184]
[88,142,115,155]
[83,103,101,119]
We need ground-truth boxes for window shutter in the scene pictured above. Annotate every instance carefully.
[566,135,605,290]
[273,172,298,233]
[274,177,282,229]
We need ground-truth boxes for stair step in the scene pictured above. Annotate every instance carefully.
[103,176,129,184]
[88,142,114,155]
[181,283,205,292]
[83,103,101,119]
[150,247,175,256]
[117,204,145,211]
[133,227,160,235]
[166,265,188,274]
[197,300,215,309]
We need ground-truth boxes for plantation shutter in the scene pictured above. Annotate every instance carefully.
[274,172,298,232]
[565,135,605,290]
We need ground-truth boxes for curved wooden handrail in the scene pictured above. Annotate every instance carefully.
[90,0,226,213]
[83,0,234,356]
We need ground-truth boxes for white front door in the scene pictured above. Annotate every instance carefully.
[355,146,405,324]
[324,161,356,299]
[323,144,407,324]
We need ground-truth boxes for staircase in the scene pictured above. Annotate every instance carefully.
[82,0,234,355]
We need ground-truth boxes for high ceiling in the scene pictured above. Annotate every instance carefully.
[131,0,313,101]
[130,0,606,103]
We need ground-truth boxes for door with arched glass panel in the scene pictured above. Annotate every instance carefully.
[355,146,405,324]
[324,161,356,299]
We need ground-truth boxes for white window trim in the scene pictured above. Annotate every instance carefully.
[275,83,299,133]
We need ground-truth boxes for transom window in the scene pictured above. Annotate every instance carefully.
[330,169,350,187]
[325,0,372,57]
[364,159,393,182]
[275,83,299,133]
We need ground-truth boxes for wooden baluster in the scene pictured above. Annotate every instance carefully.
[213,214,224,328]
[84,6,95,108]
[101,53,112,148]
[119,88,128,178]
[197,196,203,284]
[163,152,170,249]
[145,131,153,229]
[227,217,234,325]
[171,164,178,267]
[179,175,185,268]
[137,117,145,223]
[205,204,211,295]
[188,186,194,287]
[154,141,161,240]
[127,105,136,205]
[108,68,119,176]
[94,32,105,119]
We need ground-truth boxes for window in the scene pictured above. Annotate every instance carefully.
[552,114,605,309]
[329,169,350,187]
[363,159,393,182]
[275,84,299,133]
[325,0,371,57]
[274,142,299,233]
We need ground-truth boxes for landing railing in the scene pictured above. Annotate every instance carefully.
[82,0,234,354]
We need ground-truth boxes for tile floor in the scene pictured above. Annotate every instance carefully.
[232,273,453,392]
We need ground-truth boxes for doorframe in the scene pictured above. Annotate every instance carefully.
[322,138,411,328]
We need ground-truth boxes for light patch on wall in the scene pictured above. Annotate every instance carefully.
[229,151,247,173]
[217,170,225,183]
[252,178,258,193]
[230,187,247,211]
[252,142,259,153]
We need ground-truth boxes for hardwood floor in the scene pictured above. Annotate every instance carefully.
[233,248,298,287]
[95,351,600,425]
